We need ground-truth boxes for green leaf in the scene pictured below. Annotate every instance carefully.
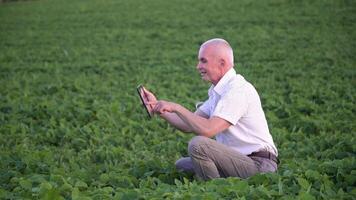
[101,186,114,194]
[234,181,249,195]
[59,183,72,194]
[99,173,110,183]
[50,174,65,185]
[345,173,356,185]
[71,187,91,200]
[120,190,140,200]
[162,192,173,198]
[174,179,182,187]
[278,177,283,195]
[42,188,65,200]
[39,182,53,196]
[19,179,32,190]
[351,188,356,195]
[183,177,190,185]
[72,188,80,200]
[75,181,88,191]
[257,185,272,198]
[305,170,321,180]
[297,177,310,191]
[297,191,315,200]
[0,188,7,198]
[29,174,46,184]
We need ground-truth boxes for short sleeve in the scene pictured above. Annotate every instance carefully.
[212,90,248,125]
[197,98,211,117]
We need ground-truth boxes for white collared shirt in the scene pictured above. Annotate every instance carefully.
[198,68,278,156]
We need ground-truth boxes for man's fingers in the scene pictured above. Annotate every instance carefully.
[142,87,152,96]
[146,101,172,114]
[147,101,160,113]
[160,108,167,114]
[140,90,146,100]
[142,87,158,103]
[146,101,157,105]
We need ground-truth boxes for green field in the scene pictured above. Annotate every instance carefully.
[0,0,355,199]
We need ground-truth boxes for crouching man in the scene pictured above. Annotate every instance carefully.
[142,38,278,180]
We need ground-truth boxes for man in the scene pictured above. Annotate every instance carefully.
[142,38,278,180]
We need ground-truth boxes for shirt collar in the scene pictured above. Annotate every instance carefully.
[213,68,237,95]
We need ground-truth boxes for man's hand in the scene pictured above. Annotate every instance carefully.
[143,88,178,115]
[142,87,193,132]
[150,100,178,115]
[141,87,157,114]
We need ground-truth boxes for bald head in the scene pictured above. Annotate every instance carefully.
[200,38,234,68]
[196,38,235,85]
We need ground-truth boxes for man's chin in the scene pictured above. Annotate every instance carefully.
[201,76,210,82]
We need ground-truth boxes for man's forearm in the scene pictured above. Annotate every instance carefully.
[150,100,228,136]
[173,104,214,137]
[160,112,192,133]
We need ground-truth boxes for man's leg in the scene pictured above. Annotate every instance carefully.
[188,136,259,180]
[175,157,194,173]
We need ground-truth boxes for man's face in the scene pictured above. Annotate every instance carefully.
[196,45,222,85]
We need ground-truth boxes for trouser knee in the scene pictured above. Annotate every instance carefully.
[188,136,210,156]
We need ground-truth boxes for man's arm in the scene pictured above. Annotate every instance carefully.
[174,104,231,137]
[142,87,208,132]
[159,112,198,133]
[151,100,231,138]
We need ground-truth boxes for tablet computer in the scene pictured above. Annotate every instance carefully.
[137,85,152,118]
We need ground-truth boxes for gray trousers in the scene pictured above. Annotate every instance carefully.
[175,136,278,180]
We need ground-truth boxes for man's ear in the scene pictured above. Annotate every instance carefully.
[219,58,226,68]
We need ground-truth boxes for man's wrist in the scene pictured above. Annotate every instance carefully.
[172,103,181,113]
